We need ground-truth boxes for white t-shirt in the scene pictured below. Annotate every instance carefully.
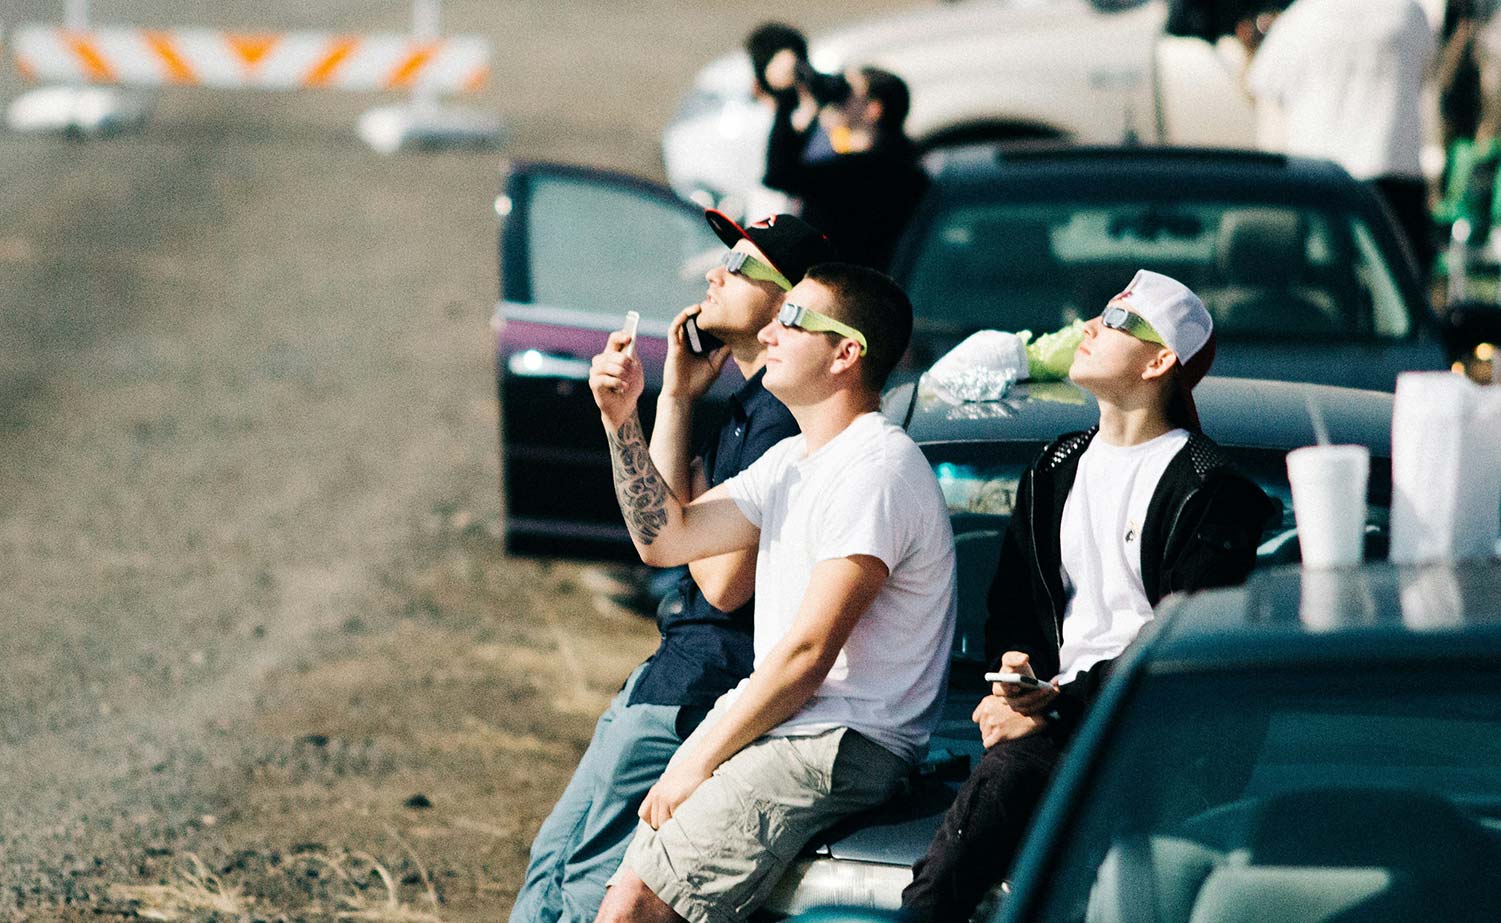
[1246,0,1434,180]
[723,412,957,764]
[1054,429,1189,685]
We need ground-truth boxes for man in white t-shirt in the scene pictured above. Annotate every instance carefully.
[587,262,957,923]
[1245,0,1437,275]
[902,270,1278,922]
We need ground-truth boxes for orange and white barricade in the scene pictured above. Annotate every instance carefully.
[11,27,490,95]
[6,0,501,151]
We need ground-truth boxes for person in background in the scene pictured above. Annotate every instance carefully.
[758,48,929,271]
[508,211,833,923]
[900,271,1278,922]
[1245,0,1437,279]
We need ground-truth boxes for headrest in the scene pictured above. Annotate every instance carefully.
[1217,208,1307,285]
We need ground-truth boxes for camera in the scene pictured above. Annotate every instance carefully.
[794,60,852,107]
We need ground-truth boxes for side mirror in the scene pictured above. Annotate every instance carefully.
[1442,301,1501,383]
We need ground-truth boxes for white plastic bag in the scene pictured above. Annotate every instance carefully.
[1389,372,1501,563]
[924,330,1029,404]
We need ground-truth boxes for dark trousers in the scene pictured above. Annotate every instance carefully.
[901,726,1069,923]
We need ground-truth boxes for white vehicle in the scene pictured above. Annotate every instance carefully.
[662,0,1280,217]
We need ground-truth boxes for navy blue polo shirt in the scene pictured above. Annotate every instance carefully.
[628,367,798,709]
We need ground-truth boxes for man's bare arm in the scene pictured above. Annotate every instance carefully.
[604,412,758,566]
[638,555,889,829]
[591,330,757,566]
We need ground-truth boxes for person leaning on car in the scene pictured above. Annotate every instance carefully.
[590,263,956,923]
[507,211,835,923]
[758,46,929,272]
[900,271,1280,923]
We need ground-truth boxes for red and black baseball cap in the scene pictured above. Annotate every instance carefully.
[705,209,838,286]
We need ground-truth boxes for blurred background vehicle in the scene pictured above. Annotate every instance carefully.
[746,373,1397,919]
[892,145,1466,385]
[662,0,1330,220]
[785,556,1501,923]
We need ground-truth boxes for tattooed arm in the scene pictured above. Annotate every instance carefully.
[591,330,758,566]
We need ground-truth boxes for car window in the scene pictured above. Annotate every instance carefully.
[523,173,721,324]
[1023,667,1501,923]
[903,200,1414,343]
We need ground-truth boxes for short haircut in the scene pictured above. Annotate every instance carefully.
[805,262,913,392]
[746,23,808,96]
[859,67,911,133]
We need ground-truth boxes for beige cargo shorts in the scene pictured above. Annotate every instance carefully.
[620,723,908,923]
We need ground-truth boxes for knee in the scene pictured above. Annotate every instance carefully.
[594,870,679,923]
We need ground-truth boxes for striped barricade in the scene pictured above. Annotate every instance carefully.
[11,25,490,94]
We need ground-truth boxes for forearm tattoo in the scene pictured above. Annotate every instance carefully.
[607,415,670,546]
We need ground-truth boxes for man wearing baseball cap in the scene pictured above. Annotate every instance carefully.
[901,270,1279,922]
[510,210,834,923]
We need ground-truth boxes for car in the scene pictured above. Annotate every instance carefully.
[788,557,1501,923]
[662,0,1451,218]
[492,146,1500,558]
[889,145,1451,388]
[739,372,1400,920]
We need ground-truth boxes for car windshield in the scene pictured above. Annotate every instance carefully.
[904,200,1411,343]
[1021,666,1501,923]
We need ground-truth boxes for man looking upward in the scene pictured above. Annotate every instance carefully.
[902,270,1277,921]
[590,263,957,923]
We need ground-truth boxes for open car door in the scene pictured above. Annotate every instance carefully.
[494,162,730,560]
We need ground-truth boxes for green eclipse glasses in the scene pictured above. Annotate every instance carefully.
[1101,305,1165,346]
[720,250,793,291]
[777,301,869,356]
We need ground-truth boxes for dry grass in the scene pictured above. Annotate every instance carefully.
[107,836,445,922]
[108,853,249,920]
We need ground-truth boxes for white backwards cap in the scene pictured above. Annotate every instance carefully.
[1110,269,1213,363]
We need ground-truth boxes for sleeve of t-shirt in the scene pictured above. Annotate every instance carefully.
[809,458,919,574]
[722,435,796,528]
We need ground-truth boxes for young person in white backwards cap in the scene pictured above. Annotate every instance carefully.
[901,270,1280,922]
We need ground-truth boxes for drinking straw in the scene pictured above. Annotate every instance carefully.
[1305,391,1331,446]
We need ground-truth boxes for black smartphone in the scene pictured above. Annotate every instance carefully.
[684,315,724,356]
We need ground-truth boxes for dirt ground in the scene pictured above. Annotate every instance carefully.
[0,1,909,919]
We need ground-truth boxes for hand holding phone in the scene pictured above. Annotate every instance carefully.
[684,313,725,357]
[985,671,1052,692]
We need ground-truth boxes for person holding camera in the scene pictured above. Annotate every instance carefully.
[760,49,929,271]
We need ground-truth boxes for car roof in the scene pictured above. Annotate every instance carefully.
[897,375,1393,457]
[1143,558,1501,669]
[921,145,1367,206]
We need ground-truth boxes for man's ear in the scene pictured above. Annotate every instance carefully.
[829,338,864,376]
[1141,348,1180,382]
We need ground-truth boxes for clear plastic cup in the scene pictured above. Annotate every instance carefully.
[1286,444,1370,569]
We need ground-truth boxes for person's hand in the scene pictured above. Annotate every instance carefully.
[993,650,1058,717]
[972,692,1048,749]
[589,330,645,429]
[662,307,731,401]
[638,759,712,830]
[764,48,799,93]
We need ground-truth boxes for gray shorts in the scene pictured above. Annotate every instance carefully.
[621,724,908,923]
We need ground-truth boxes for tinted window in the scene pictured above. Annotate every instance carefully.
[903,201,1411,342]
[524,174,721,323]
[1024,667,1501,923]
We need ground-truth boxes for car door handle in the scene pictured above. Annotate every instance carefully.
[507,349,592,381]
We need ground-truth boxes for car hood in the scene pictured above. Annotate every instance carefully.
[892,375,1394,457]
[810,679,989,863]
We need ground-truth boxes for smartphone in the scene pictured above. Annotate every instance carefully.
[684,314,724,357]
[985,671,1052,691]
[621,310,640,359]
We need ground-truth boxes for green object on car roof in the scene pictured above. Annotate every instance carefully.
[1024,318,1086,382]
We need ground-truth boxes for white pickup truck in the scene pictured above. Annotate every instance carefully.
[661,0,1442,218]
